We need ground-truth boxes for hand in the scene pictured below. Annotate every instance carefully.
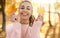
[10,14,18,22]
[31,15,43,38]
[36,14,43,22]
[33,14,43,28]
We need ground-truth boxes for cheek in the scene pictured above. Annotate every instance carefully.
[19,10,22,15]
[28,13,31,18]
[19,13,22,17]
[19,9,22,13]
[27,11,32,17]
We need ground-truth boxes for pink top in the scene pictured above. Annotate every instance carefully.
[6,20,42,38]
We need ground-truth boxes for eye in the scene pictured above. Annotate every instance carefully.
[27,7,30,10]
[20,5,25,9]
[21,8,24,9]
[20,7,24,9]
[27,6,31,10]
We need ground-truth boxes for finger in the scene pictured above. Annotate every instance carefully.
[37,15,43,21]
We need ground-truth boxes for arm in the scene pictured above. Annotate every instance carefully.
[32,15,43,30]
[6,22,21,38]
[6,24,13,38]
[31,15,43,38]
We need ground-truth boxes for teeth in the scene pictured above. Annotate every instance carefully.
[23,15,26,16]
[22,13,27,16]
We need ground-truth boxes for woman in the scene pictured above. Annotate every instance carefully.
[6,1,43,38]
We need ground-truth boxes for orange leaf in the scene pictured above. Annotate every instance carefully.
[6,3,17,16]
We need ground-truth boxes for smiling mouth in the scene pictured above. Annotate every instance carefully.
[21,12,28,16]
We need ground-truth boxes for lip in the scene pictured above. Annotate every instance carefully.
[21,12,28,16]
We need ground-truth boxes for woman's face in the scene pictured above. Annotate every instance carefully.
[19,2,33,20]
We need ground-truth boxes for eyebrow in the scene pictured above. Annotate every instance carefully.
[27,6,31,8]
[21,5,31,8]
[21,5,25,7]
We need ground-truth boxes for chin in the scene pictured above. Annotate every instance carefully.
[21,17,28,20]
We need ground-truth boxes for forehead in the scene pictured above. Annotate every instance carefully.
[20,2,32,7]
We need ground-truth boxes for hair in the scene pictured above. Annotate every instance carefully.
[19,0,33,11]
[29,15,35,26]
[19,1,35,26]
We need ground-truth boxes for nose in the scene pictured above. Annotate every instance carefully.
[23,8,27,13]
[24,7,28,11]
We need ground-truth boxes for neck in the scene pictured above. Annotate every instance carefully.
[20,19,29,25]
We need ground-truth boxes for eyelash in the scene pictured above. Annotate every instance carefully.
[21,8,24,9]
[27,8,30,10]
[20,7,30,10]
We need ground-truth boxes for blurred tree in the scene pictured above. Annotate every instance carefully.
[0,0,6,38]
[55,2,60,38]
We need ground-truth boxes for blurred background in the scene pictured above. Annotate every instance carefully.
[0,0,60,38]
